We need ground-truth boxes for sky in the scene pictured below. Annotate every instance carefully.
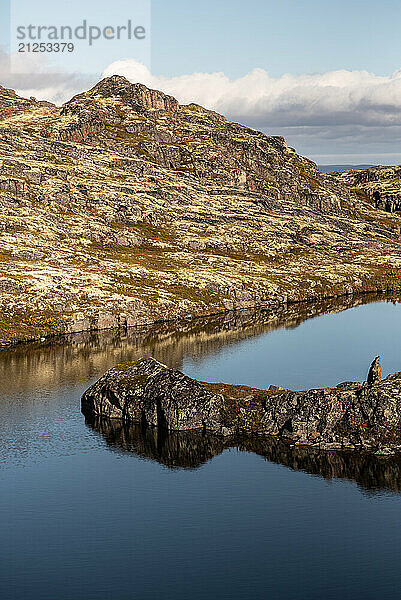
[1,0,401,164]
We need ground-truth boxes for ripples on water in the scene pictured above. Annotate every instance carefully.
[2,294,401,599]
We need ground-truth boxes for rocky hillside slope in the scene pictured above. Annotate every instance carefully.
[1,76,401,344]
[331,165,401,213]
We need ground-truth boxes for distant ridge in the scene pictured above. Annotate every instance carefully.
[318,164,375,173]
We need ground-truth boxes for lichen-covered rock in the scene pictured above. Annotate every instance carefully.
[331,165,401,213]
[82,356,401,453]
[82,357,223,432]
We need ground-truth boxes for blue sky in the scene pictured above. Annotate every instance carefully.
[2,0,401,164]
[151,0,401,79]
[6,0,395,78]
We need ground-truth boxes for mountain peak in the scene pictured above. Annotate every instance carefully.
[66,75,179,113]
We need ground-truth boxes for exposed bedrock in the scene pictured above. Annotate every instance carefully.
[81,356,401,453]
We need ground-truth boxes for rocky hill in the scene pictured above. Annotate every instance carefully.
[1,75,401,344]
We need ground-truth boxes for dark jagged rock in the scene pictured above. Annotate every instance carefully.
[82,356,401,454]
[65,76,179,114]
[367,356,381,385]
[331,165,401,213]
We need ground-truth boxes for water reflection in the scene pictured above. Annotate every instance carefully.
[86,417,401,494]
[86,418,227,470]
[0,293,387,394]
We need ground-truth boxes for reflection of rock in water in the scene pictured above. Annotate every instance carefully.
[87,417,401,493]
[86,417,227,470]
[241,438,401,495]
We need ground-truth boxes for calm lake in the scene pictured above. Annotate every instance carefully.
[2,295,401,600]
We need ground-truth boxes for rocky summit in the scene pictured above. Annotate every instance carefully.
[81,356,401,454]
[2,75,401,344]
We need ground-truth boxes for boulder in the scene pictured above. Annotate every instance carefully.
[82,357,223,432]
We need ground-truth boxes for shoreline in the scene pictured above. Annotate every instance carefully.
[0,283,393,350]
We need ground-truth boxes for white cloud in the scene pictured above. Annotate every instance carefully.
[2,48,401,162]
[0,47,97,105]
[103,59,401,163]
[100,60,401,162]
[102,59,401,131]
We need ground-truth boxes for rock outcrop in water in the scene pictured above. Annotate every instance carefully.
[81,356,401,454]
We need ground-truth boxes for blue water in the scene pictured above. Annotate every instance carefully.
[1,298,401,600]
[183,300,401,389]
